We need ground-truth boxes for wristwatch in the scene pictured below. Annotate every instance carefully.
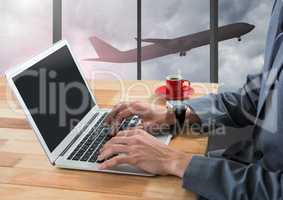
[173,103,188,133]
[167,102,188,135]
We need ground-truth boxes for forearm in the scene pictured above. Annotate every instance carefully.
[166,73,261,132]
[182,156,283,200]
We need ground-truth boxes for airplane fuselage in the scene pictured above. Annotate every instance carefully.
[88,23,255,63]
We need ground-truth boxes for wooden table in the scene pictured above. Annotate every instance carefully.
[0,78,218,200]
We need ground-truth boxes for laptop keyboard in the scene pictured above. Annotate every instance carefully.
[67,113,139,163]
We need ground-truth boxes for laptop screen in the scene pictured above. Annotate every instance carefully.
[13,45,95,152]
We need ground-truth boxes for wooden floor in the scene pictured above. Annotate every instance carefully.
[0,78,218,200]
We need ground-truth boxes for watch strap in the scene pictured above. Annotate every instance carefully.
[174,104,187,134]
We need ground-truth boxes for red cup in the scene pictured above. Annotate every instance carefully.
[166,75,190,100]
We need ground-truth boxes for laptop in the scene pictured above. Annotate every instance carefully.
[5,40,172,176]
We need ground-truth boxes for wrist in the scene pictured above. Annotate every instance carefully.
[165,108,177,125]
[167,152,192,178]
[186,107,201,125]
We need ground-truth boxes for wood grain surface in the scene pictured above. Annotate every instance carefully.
[0,77,218,200]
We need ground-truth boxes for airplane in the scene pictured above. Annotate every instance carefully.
[84,22,255,63]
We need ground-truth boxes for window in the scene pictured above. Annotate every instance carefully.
[0,0,52,72]
[0,1,273,90]
[141,0,210,82]
[62,0,137,80]
[219,0,272,91]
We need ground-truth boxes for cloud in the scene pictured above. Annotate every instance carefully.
[62,0,212,81]
[62,0,273,90]
[0,0,274,90]
[219,0,272,90]
[220,0,260,22]
[0,0,52,72]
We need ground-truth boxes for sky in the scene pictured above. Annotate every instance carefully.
[0,0,274,90]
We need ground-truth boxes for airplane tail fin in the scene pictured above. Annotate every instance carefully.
[89,36,121,58]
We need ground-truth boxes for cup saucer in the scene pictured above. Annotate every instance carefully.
[154,85,194,100]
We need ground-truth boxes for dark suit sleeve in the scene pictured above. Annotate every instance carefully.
[185,73,262,128]
[183,156,282,200]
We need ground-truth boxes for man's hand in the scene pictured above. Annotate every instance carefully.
[98,129,192,177]
[106,102,176,135]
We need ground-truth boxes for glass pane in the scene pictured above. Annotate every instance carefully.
[141,0,210,82]
[219,1,273,91]
[62,0,137,80]
[0,0,52,73]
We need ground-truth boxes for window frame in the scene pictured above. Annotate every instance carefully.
[52,0,219,82]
